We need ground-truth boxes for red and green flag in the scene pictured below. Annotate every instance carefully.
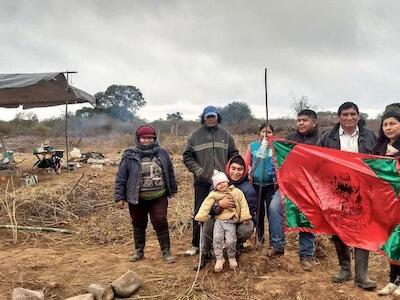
[271,139,400,262]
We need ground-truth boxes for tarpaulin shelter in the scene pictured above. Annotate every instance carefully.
[0,72,95,108]
[0,72,96,167]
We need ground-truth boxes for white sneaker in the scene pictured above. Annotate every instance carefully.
[214,258,225,272]
[393,286,400,299]
[377,283,398,295]
[228,257,238,269]
[184,246,199,256]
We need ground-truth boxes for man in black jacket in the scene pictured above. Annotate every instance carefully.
[285,109,319,271]
[318,102,377,290]
[287,109,319,145]
[183,106,239,256]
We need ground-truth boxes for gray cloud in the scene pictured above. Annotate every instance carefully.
[1,0,400,121]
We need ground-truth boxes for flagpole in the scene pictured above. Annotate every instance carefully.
[265,68,269,128]
[255,68,269,248]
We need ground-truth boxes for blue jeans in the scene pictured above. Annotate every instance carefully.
[268,190,315,258]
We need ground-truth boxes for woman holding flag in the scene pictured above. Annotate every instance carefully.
[373,103,400,297]
[244,123,276,244]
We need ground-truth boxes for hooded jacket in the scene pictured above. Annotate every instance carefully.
[194,185,252,223]
[183,124,238,184]
[225,155,258,220]
[114,145,177,205]
[318,122,377,154]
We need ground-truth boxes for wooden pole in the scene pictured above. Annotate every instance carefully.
[65,72,69,172]
[0,224,71,234]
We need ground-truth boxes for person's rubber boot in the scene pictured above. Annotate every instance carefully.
[130,228,145,262]
[156,230,175,264]
[266,247,284,257]
[193,251,212,270]
[354,248,377,290]
[331,236,352,283]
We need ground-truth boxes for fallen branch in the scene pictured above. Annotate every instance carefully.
[65,172,85,199]
[128,295,163,299]
[0,225,71,234]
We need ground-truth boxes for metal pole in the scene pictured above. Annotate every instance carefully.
[265,68,269,127]
[65,72,70,172]
[255,160,265,248]
[62,71,77,173]
[254,69,269,248]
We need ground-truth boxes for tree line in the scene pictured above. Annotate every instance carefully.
[0,84,382,137]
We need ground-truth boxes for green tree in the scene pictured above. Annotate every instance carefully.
[219,102,252,125]
[166,112,183,122]
[76,85,146,122]
[166,112,183,135]
[317,111,338,119]
[75,107,94,118]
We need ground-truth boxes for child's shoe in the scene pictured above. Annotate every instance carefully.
[393,286,400,300]
[377,283,398,295]
[228,257,238,269]
[214,258,225,272]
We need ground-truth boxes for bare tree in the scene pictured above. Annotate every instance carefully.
[291,95,317,115]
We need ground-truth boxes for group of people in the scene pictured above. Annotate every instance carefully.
[114,102,400,296]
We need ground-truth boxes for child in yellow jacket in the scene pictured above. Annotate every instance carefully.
[195,170,252,272]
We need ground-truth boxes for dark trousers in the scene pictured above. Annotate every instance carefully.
[390,263,400,283]
[128,195,168,232]
[253,184,276,243]
[192,182,212,247]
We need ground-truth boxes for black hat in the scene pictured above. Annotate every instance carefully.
[382,103,400,120]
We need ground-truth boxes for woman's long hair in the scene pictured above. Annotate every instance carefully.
[376,115,400,147]
[259,123,274,134]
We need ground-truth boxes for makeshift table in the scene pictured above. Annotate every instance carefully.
[33,148,64,174]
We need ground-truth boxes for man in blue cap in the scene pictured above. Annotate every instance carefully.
[183,105,239,256]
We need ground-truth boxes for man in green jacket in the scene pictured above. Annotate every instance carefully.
[183,106,239,256]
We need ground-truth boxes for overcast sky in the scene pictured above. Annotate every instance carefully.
[1,0,400,121]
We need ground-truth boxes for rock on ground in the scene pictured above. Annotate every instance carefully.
[111,270,142,298]
[64,294,94,300]
[88,283,114,300]
[11,288,44,300]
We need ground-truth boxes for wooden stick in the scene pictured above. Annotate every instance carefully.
[65,172,85,199]
[0,225,71,234]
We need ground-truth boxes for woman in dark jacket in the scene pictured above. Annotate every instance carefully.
[115,125,178,263]
[195,154,256,270]
[374,104,400,297]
